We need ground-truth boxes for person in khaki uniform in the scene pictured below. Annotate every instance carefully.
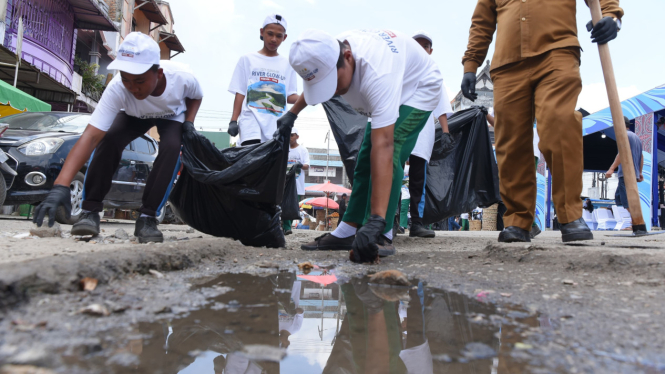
[460,0,624,243]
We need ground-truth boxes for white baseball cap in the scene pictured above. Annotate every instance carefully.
[291,128,299,135]
[108,32,160,75]
[412,30,433,46]
[262,14,287,31]
[289,29,340,106]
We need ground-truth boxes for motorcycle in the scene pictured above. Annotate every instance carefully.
[0,124,18,206]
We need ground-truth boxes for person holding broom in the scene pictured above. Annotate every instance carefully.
[460,0,624,243]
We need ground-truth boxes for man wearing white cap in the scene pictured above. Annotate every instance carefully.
[33,32,203,243]
[228,14,299,146]
[283,29,442,263]
[283,127,309,234]
[408,31,454,238]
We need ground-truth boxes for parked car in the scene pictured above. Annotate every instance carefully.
[0,111,167,223]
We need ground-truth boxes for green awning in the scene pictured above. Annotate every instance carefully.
[0,79,51,112]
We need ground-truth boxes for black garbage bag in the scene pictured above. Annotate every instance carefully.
[322,96,368,185]
[281,166,300,221]
[168,123,290,248]
[322,99,500,225]
[422,107,501,224]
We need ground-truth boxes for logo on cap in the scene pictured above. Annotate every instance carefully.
[119,46,139,59]
[299,67,319,82]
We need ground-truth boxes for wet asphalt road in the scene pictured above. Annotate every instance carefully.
[1,216,665,373]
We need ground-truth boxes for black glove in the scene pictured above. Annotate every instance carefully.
[461,72,478,101]
[33,185,71,227]
[183,120,195,133]
[441,132,455,155]
[292,161,303,174]
[227,120,239,137]
[274,112,297,139]
[351,215,386,264]
[586,17,619,45]
[352,279,384,315]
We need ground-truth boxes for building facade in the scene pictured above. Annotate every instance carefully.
[0,0,116,110]
[305,147,348,189]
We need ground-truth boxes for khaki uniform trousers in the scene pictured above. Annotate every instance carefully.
[491,47,584,231]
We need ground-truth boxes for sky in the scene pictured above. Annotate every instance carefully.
[169,0,665,149]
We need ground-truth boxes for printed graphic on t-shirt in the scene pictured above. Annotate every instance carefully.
[246,71,287,117]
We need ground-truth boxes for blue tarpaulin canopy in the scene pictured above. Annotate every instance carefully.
[583,83,665,138]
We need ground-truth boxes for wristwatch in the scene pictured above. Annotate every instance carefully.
[613,17,622,31]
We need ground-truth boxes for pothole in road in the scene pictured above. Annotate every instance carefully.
[56,268,541,373]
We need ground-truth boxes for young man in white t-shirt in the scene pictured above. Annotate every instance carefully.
[33,32,203,243]
[228,14,299,146]
[283,127,310,234]
[281,29,442,263]
[408,31,454,239]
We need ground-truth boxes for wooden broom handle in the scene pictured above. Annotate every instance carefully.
[588,0,645,227]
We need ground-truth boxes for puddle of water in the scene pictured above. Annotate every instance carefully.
[60,269,544,373]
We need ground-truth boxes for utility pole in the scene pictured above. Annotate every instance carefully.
[324,130,330,230]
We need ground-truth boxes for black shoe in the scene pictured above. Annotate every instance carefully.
[560,218,593,243]
[529,225,542,239]
[377,235,396,257]
[284,230,293,236]
[71,211,100,236]
[498,226,531,243]
[134,217,163,243]
[396,226,405,235]
[301,233,354,251]
[409,222,435,238]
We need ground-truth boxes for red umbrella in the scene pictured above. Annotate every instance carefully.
[297,274,338,286]
[307,197,339,210]
[305,181,351,194]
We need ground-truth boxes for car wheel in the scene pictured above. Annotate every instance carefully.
[55,172,85,225]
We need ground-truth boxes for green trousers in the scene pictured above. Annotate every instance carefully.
[343,106,431,234]
[283,195,303,231]
[461,219,469,231]
[400,199,410,228]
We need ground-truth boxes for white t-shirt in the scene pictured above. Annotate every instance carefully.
[287,144,310,195]
[228,52,298,144]
[90,60,203,131]
[401,184,410,200]
[411,83,453,162]
[337,29,442,129]
[279,313,304,335]
[461,213,469,219]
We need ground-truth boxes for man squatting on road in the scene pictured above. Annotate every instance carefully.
[460,0,624,243]
[281,29,443,263]
[32,32,203,243]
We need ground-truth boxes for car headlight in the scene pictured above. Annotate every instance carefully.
[18,138,65,156]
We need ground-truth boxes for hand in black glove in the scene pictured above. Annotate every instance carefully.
[33,185,71,227]
[183,120,195,133]
[586,17,619,45]
[351,215,386,264]
[441,132,455,155]
[461,72,478,101]
[274,112,297,140]
[292,161,303,174]
[227,120,239,137]
[352,279,385,315]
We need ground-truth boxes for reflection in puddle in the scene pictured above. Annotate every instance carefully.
[65,269,542,373]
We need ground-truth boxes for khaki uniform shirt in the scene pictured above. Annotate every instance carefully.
[462,0,624,73]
